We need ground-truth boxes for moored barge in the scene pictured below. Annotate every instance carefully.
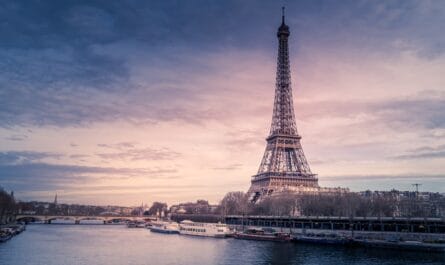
[233,228,291,242]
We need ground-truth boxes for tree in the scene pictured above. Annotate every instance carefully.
[0,187,17,224]
[249,192,298,216]
[147,202,168,216]
[220,192,248,215]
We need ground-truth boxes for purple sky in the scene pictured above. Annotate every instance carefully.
[1,1,444,206]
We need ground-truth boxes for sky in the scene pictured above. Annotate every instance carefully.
[1,0,444,206]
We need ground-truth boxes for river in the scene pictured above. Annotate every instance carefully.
[0,225,444,265]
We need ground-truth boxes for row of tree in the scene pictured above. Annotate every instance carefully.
[8,189,444,220]
[219,191,445,218]
[0,187,17,224]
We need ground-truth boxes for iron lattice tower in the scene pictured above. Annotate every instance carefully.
[248,9,318,202]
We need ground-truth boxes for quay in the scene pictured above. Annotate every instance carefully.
[172,214,445,241]
[225,215,445,251]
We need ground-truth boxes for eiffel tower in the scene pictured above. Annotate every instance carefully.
[248,8,319,202]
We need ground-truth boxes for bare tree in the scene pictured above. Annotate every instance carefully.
[146,202,168,216]
[0,187,17,224]
[220,191,248,215]
[220,190,444,218]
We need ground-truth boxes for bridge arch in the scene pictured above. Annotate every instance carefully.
[16,216,43,223]
[78,216,106,221]
[47,216,77,224]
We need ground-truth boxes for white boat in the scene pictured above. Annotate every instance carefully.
[179,220,229,238]
[149,221,179,234]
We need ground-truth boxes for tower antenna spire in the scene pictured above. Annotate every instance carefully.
[282,6,285,24]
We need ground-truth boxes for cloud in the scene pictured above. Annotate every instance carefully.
[212,163,243,171]
[224,129,265,151]
[96,142,180,161]
[4,134,27,141]
[0,1,443,128]
[97,147,180,161]
[0,151,62,165]
[69,154,90,159]
[298,95,445,131]
[320,173,445,193]
[394,144,445,160]
[322,173,445,181]
[0,161,177,192]
[97,142,137,150]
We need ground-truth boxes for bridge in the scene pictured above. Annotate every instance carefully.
[16,214,152,224]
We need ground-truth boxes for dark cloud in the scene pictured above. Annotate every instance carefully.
[0,151,62,165]
[0,0,443,128]
[69,154,90,159]
[0,161,177,192]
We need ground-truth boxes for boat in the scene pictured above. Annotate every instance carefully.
[135,222,146,228]
[0,234,12,243]
[149,221,180,234]
[292,233,355,246]
[179,220,229,238]
[127,222,137,228]
[127,221,146,228]
[0,229,12,243]
[233,228,291,242]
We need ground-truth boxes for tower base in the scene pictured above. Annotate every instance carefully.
[248,175,319,202]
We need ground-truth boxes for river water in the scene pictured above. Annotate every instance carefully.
[1,225,444,265]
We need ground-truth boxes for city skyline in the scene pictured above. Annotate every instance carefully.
[1,1,445,206]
